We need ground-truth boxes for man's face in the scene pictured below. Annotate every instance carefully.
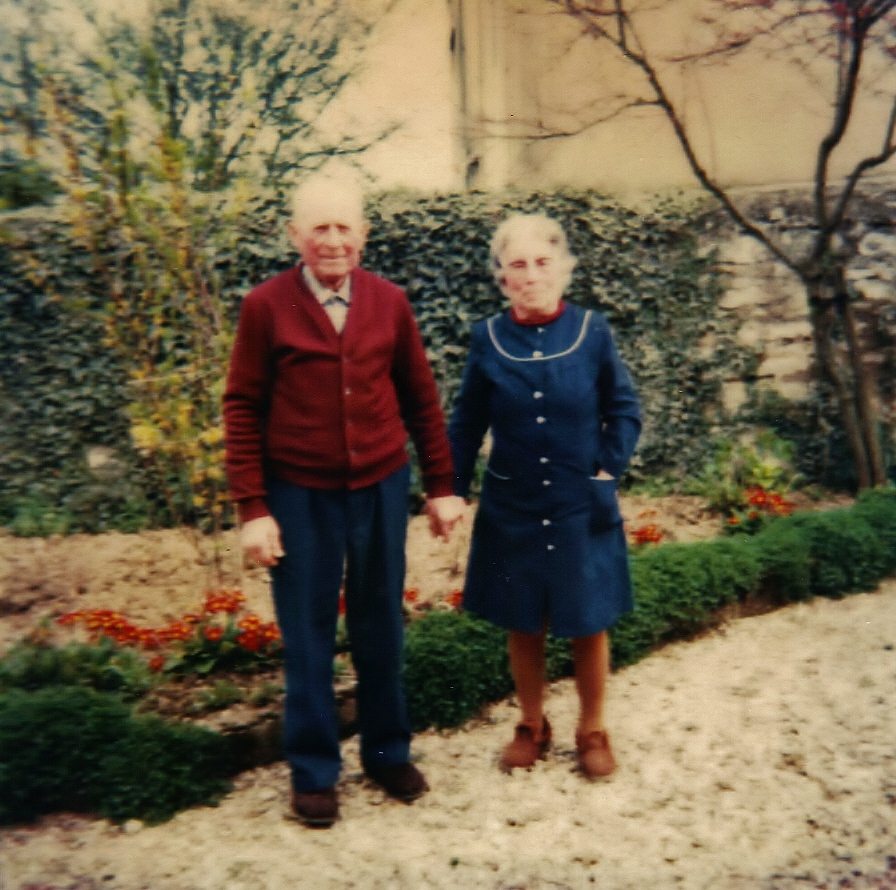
[288,192,368,290]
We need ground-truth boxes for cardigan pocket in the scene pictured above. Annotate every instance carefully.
[589,477,622,533]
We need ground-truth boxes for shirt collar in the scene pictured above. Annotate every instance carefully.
[301,265,352,304]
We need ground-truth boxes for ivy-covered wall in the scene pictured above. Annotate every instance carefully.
[0,190,756,531]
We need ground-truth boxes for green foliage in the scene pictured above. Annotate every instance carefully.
[612,536,762,667]
[0,150,57,209]
[192,680,244,714]
[689,428,802,514]
[402,490,896,729]
[403,611,510,731]
[0,638,153,700]
[1,188,749,531]
[0,686,232,825]
[364,190,747,487]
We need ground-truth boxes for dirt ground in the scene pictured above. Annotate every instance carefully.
[4,491,895,890]
[0,493,734,652]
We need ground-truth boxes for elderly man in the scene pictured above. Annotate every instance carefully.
[223,172,464,826]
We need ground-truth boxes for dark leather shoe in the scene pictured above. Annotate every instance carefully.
[290,787,339,827]
[365,761,429,802]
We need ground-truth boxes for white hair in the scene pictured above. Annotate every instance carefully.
[489,213,577,289]
[289,171,367,229]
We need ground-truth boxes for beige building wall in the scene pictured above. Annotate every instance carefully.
[346,0,896,195]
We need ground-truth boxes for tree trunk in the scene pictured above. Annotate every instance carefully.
[835,270,888,487]
[805,274,884,490]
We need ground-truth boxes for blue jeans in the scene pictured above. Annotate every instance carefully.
[267,464,412,792]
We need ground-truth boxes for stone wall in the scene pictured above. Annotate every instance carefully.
[708,188,896,421]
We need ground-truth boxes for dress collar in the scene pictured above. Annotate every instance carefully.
[509,300,565,326]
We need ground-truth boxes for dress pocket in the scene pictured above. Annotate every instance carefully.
[589,477,622,533]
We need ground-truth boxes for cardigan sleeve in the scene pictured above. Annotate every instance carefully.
[222,290,274,522]
[447,324,492,499]
[390,297,455,499]
[594,316,641,479]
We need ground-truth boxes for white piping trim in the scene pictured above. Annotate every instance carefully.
[487,310,592,362]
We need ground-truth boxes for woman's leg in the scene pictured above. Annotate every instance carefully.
[508,628,547,729]
[500,628,551,770]
[572,630,610,734]
[572,630,616,777]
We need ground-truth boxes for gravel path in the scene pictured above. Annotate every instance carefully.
[2,581,895,890]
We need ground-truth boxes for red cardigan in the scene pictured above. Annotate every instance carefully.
[223,264,454,522]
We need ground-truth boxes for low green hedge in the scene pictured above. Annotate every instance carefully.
[403,487,896,729]
[0,686,232,825]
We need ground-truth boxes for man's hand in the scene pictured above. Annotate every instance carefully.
[240,515,285,567]
[425,495,468,541]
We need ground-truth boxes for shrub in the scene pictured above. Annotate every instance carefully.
[403,611,511,731]
[612,535,761,667]
[0,638,153,699]
[0,686,232,825]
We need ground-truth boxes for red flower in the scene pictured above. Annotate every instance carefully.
[148,655,166,673]
[631,524,663,545]
[746,487,768,507]
[404,588,419,604]
[446,589,463,610]
[338,594,346,616]
[202,589,246,615]
[203,625,224,643]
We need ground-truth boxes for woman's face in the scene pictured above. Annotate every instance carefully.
[498,231,567,320]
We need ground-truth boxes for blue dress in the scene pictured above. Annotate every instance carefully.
[448,303,642,638]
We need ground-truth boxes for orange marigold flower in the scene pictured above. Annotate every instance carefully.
[746,487,768,507]
[446,589,463,610]
[238,632,261,652]
[631,524,662,545]
[404,588,419,604]
[204,625,224,643]
[148,655,166,673]
[203,589,246,615]
[727,516,741,525]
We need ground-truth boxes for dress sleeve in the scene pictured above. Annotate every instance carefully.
[595,317,641,479]
[448,324,493,498]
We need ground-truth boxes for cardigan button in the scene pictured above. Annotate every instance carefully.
[542,519,551,526]
[533,350,543,358]
[542,480,551,486]
[533,391,543,399]
[536,416,546,424]
[540,457,549,464]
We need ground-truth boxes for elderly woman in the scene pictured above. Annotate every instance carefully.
[448,213,641,778]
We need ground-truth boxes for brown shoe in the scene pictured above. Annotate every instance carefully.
[499,717,552,772]
[290,788,340,827]
[364,762,429,802]
[576,729,616,778]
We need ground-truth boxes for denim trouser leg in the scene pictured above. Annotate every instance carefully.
[267,465,412,792]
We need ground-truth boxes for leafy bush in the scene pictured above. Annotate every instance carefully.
[403,610,573,731]
[0,686,232,825]
[0,638,153,700]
